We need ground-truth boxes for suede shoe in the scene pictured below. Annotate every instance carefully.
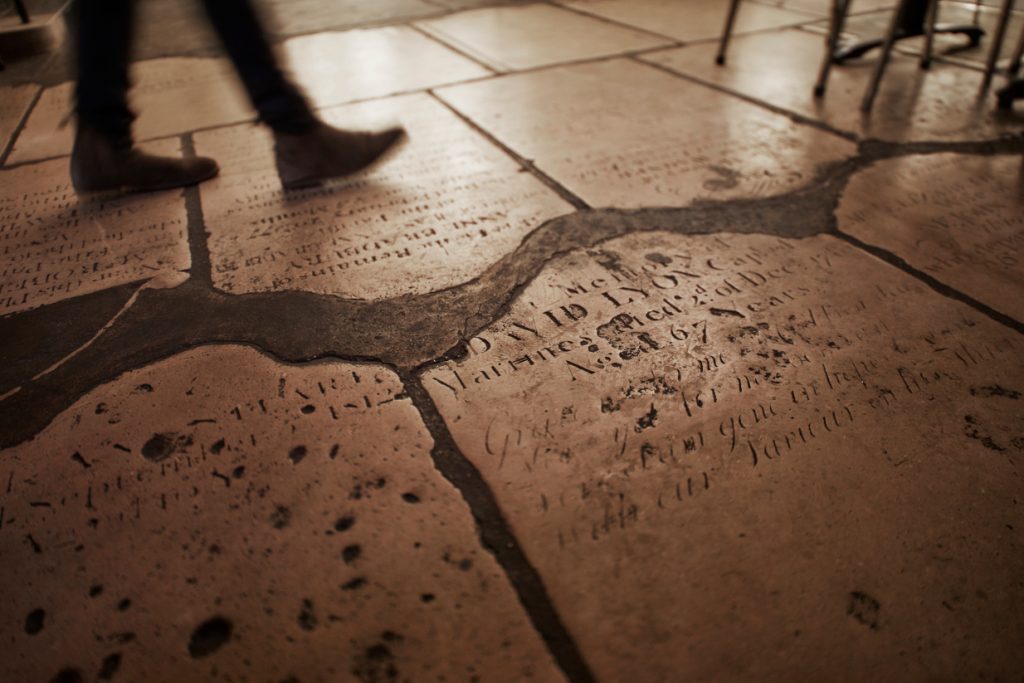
[71,124,219,194]
[273,122,406,190]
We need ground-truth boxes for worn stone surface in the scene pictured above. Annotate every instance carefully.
[839,153,1024,320]
[423,231,1024,681]
[416,4,669,72]
[562,0,818,42]
[642,29,1024,142]
[196,93,572,299]
[8,57,250,164]
[0,84,37,160]
[0,139,189,315]
[437,59,855,208]
[0,345,564,683]
[284,26,490,110]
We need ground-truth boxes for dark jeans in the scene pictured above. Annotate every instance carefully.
[74,0,318,142]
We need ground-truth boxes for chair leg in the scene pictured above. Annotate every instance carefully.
[716,0,742,65]
[862,0,911,111]
[920,0,939,69]
[1008,25,1024,76]
[815,0,851,96]
[981,0,1016,91]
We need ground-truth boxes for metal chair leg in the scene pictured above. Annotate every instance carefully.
[1008,25,1024,75]
[981,0,1016,91]
[920,0,939,69]
[716,0,742,65]
[862,0,911,111]
[815,0,851,96]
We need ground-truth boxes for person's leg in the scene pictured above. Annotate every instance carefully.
[199,0,317,134]
[199,0,406,189]
[73,0,135,144]
[70,0,219,192]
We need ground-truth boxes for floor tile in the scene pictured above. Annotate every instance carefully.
[436,59,855,208]
[264,0,439,37]
[283,25,491,109]
[415,4,669,72]
[0,139,189,316]
[422,230,1024,682]
[642,28,1024,142]
[0,84,37,160]
[0,345,563,683]
[754,0,894,15]
[7,57,250,164]
[561,0,819,42]
[195,93,572,299]
[839,153,1024,320]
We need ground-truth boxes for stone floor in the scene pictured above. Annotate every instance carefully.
[2,0,1023,681]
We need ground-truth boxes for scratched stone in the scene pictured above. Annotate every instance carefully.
[415,4,669,72]
[641,28,1024,143]
[0,346,563,683]
[7,57,250,165]
[436,59,855,208]
[0,85,38,160]
[0,139,189,316]
[839,153,1024,321]
[561,0,818,42]
[195,93,572,299]
[423,231,1024,681]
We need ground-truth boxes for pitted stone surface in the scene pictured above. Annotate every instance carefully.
[0,85,37,159]
[8,57,250,164]
[0,345,563,683]
[0,140,189,316]
[196,93,572,299]
[562,0,817,42]
[283,26,490,110]
[423,231,1024,681]
[839,153,1024,320]
[437,59,856,208]
[415,4,669,72]
[642,29,1024,143]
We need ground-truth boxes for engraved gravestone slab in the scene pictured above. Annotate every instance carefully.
[0,85,37,159]
[642,29,1024,142]
[436,59,855,208]
[839,153,1024,320]
[415,4,669,72]
[8,57,251,164]
[562,0,818,42]
[195,93,572,299]
[0,346,564,683]
[283,26,490,110]
[423,231,1024,681]
[0,140,189,316]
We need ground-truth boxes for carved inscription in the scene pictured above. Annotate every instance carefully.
[0,347,560,682]
[840,153,1024,320]
[0,145,190,315]
[436,59,855,207]
[196,93,571,299]
[424,232,1024,681]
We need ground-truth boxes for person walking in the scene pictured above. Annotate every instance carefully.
[70,0,405,193]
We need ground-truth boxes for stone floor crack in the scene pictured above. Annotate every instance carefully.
[402,371,599,683]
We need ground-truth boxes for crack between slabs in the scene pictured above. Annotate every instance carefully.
[401,371,598,683]
[427,90,591,211]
